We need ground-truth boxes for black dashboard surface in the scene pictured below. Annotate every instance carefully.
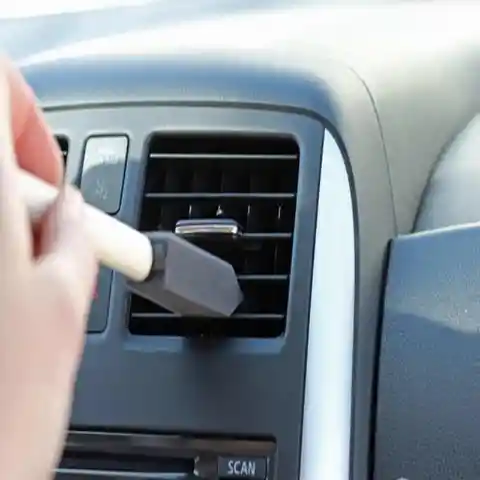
[8,2,480,480]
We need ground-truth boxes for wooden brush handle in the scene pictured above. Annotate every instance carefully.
[19,169,153,282]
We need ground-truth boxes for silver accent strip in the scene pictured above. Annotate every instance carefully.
[300,131,355,480]
[174,221,241,237]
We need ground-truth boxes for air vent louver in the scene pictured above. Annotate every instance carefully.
[129,134,299,338]
[55,135,69,164]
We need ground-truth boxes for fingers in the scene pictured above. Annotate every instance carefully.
[35,187,98,320]
[0,58,64,266]
[0,158,31,269]
[5,59,63,186]
[0,71,31,267]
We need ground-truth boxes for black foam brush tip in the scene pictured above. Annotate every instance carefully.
[128,232,243,317]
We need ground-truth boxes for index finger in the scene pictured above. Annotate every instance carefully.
[6,60,63,186]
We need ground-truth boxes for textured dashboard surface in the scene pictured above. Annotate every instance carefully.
[16,2,480,480]
[378,224,480,479]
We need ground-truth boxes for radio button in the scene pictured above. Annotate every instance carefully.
[217,456,267,480]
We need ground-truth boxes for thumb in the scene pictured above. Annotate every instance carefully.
[36,186,98,319]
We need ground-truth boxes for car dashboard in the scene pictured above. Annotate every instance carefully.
[17,3,480,480]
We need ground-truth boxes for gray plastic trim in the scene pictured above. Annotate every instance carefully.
[300,131,355,480]
[415,115,480,232]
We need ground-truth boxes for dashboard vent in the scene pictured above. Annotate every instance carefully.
[129,134,299,338]
[55,135,69,164]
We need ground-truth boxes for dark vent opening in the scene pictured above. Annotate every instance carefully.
[55,135,69,164]
[129,134,299,339]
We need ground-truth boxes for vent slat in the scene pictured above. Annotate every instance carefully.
[242,232,292,240]
[129,134,299,339]
[237,274,288,281]
[150,153,297,160]
[131,313,284,321]
[145,192,295,200]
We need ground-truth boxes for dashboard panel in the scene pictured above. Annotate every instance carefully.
[18,3,480,480]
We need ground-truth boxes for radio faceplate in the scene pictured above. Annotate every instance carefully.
[56,431,276,480]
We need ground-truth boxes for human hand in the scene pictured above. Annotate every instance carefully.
[0,60,98,479]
